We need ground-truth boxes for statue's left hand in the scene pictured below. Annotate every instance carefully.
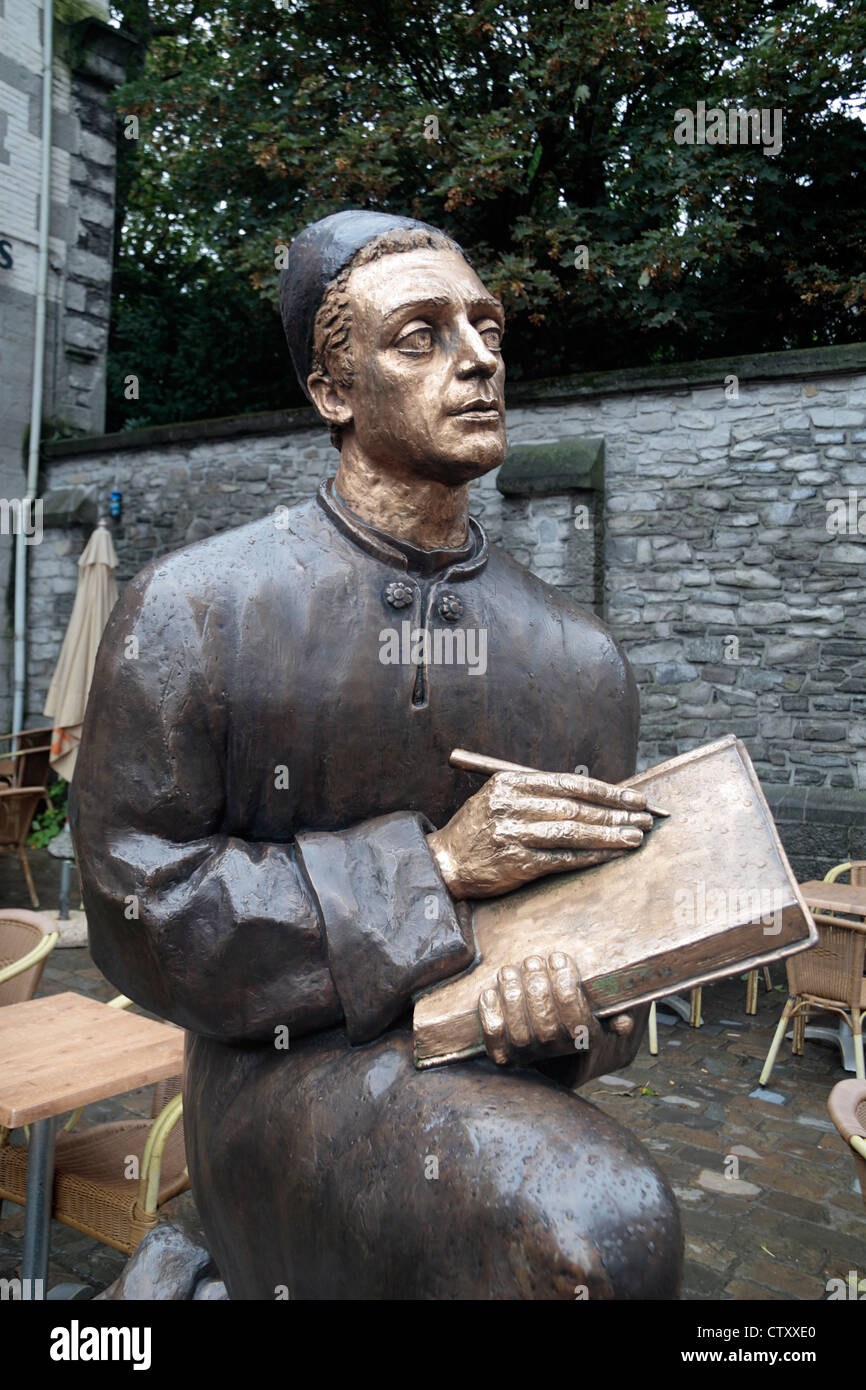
[478,951,633,1066]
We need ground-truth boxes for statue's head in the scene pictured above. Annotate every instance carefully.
[280,211,506,484]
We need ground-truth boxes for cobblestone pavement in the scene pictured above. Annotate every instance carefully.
[2,852,863,1299]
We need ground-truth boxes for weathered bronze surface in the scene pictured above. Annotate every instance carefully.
[70,209,683,1299]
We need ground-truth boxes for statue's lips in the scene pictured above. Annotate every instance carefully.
[448,402,502,421]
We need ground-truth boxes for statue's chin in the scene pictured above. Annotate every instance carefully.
[421,445,507,487]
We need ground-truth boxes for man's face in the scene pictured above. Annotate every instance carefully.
[339,247,506,484]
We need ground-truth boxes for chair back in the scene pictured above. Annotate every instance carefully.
[850,861,866,889]
[0,727,53,792]
[0,788,46,851]
[14,731,52,792]
[0,910,55,1005]
[151,1074,183,1118]
[787,911,866,1010]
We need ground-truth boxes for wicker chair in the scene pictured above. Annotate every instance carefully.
[0,909,58,1008]
[825,860,866,889]
[759,900,865,1085]
[0,997,189,1256]
[0,726,53,789]
[827,1079,866,1210]
[0,727,54,907]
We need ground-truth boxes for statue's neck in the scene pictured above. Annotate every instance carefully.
[334,451,470,551]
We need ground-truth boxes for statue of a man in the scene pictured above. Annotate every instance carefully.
[70,211,682,1299]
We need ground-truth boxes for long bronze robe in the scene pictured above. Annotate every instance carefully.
[70,480,682,1299]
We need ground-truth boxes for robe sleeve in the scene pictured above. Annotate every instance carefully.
[69,561,473,1046]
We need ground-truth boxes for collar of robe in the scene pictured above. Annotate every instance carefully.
[317,477,489,581]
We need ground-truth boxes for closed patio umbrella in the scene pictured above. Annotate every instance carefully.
[43,519,118,780]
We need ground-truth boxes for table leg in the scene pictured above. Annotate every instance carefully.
[660,994,692,1024]
[788,1022,858,1073]
[22,1116,55,1299]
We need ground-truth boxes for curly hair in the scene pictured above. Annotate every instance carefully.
[311,226,465,450]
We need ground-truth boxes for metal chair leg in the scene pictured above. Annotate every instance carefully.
[746,970,758,1015]
[762,967,772,992]
[853,1010,864,1082]
[648,1001,658,1056]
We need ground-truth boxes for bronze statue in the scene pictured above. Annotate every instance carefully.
[70,210,682,1299]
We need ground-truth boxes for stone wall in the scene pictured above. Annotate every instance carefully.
[34,342,866,874]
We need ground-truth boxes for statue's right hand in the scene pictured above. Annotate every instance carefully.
[426,769,652,900]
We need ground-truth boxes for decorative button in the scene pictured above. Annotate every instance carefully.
[438,593,464,622]
[384,580,414,609]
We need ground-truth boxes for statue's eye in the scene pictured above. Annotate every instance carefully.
[478,323,503,351]
[396,325,433,353]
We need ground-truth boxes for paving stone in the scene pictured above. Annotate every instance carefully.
[672,1186,705,1205]
[677,1143,727,1170]
[697,1168,762,1197]
[724,1278,785,1300]
[657,1124,724,1150]
[817,1131,849,1153]
[761,1190,831,1225]
[738,1257,828,1300]
[685,1236,738,1274]
[796,1114,837,1133]
[682,1259,728,1297]
[728,1144,764,1160]
[744,1089,790,1108]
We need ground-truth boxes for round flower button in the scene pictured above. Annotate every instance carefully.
[438,593,464,622]
[384,580,414,609]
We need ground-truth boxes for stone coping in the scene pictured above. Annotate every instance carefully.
[41,342,866,463]
[762,782,866,828]
[496,438,604,495]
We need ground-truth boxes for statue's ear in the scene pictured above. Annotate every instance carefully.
[307,372,353,430]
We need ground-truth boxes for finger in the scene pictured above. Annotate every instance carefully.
[610,1014,634,1036]
[548,951,595,1041]
[527,848,627,874]
[493,770,646,811]
[497,965,533,1050]
[509,795,653,829]
[521,956,562,1045]
[478,988,510,1065]
[516,820,644,851]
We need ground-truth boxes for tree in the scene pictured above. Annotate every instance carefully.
[106,0,866,429]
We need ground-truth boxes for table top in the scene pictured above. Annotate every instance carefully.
[800,880,866,918]
[0,992,184,1128]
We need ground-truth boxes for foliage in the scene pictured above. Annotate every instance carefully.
[107,0,866,428]
[28,779,69,849]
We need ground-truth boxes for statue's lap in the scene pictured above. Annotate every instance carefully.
[183,1027,682,1300]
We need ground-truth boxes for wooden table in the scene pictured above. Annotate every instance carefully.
[797,881,866,1074]
[0,992,184,1298]
[799,880,866,922]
